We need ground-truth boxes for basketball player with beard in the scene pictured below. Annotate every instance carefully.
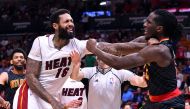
[13,9,89,109]
[0,48,26,109]
[86,9,184,109]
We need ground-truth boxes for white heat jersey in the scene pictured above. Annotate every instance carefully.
[59,77,87,109]
[81,67,136,109]
[28,34,87,107]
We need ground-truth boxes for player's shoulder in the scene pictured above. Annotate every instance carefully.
[140,44,171,66]
[0,72,8,76]
[81,67,96,73]
[34,34,53,45]
[112,68,132,74]
[140,44,168,55]
[71,37,87,43]
[0,72,8,80]
[37,34,53,40]
[131,36,146,43]
[81,67,95,70]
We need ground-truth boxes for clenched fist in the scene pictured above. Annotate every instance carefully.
[86,39,97,53]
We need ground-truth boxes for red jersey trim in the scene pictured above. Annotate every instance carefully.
[149,88,181,102]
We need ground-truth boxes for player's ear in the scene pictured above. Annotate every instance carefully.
[52,23,58,30]
[10,60,13,65]
[156,26,163,33]
[24,59,26,64]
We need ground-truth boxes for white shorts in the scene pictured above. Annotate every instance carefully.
[13,81,53,109]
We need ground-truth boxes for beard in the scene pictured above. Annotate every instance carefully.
[13,65,25,71]
[58,26,75,40]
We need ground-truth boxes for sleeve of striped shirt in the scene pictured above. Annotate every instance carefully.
[119,69,136,82]
[81,67,94,79]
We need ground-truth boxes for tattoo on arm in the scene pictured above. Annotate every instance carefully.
[26,58,55,103]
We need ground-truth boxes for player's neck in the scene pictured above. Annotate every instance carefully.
[99,65,110,69]
[12,68,24,75]
[97,65,111,74]
[53,34,70,49]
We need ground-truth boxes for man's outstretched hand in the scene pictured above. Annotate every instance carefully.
[86,39,97,53]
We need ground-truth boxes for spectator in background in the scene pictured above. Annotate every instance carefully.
[0,48,26,109]
[122,84,134,103]
[84,54,96,67]
[121,101,132,109]
[133,88,145,108]
[185,47,190,60]
[0,59,9,73]
[0,39,8,47]
[185,102,190,109]
[185,76,190,93]
[176,67,184,90]
[182,60,190,74]
[176,43,186,64]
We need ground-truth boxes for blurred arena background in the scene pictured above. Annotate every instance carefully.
[0,0,190,108]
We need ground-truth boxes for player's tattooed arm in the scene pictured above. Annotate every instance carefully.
[97,41,147,56]
[25,58,62,106]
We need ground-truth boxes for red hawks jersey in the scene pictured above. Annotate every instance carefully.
[59,77,87,109]
[28,34,87,96]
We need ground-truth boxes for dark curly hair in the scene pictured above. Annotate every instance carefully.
[153,9,183,43]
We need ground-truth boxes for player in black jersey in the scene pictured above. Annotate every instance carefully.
[86,9,184,109]
[0,48,26,109]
